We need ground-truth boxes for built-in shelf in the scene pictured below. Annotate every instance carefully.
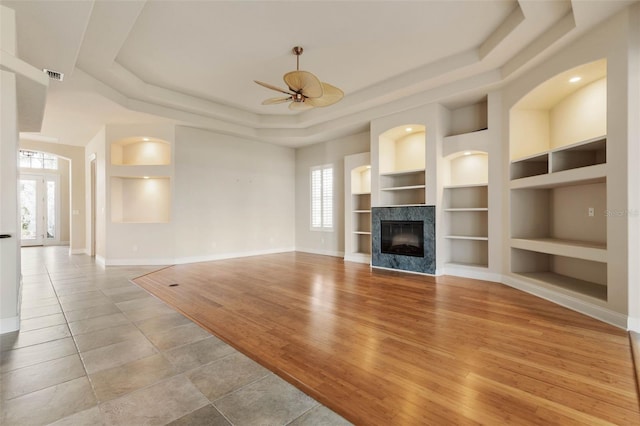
[511,248,607,296]
[444,208,488,212]
[110,176,171,223]
[445,236,489,241]
[511,136,606,184]
[509,59,608,304]
[510,153,549,180]
[511,238,606,262]
[378,126,426,207]
[380,185,426,191]
[514,272,607,301]
[345,154,372,263]
[111,138,171,166]
[443,177,489,268]
[510,163,606,190]
[380,168,426,176]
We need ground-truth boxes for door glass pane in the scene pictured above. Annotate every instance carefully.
[20,179,37,240]
[47,181,55,239]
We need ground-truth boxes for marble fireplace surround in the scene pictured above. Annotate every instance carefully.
[371,206,436,274]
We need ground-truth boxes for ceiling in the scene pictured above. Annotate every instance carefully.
[3,0,636,148]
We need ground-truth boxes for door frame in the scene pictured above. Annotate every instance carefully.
[19,173,60,247]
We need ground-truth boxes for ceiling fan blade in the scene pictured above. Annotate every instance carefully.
[288,101,314,111]
[262,97,292,105]
[254,80,294,96]
[305,82,344,107]
[283,71,323,98]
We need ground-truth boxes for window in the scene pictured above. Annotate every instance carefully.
[311,165,333,230]
[18,150,58,170]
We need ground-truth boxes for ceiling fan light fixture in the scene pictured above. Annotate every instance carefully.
[255,46,343,111]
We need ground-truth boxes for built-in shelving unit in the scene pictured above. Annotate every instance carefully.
[509,59,608,302]
[109,136,172,224]
[444,181,489,268]
[378,125,426,206]
[379,169,426,206]
[111,137,171,166]
[441,98,491,273]
[344,153,372,263]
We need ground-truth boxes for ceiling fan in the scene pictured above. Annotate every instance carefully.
[255,46,344,111]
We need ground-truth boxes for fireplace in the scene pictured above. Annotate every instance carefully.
[380,221,424,257]
[371,206,435,274]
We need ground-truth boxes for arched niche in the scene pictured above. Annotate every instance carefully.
[510,59,606,161]
[111,136,171,166]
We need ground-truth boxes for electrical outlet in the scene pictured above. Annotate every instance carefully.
[588,207,594,217]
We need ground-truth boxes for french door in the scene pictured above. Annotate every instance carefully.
[19,174,59,247]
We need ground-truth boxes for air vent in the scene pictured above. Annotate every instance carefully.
[43,68,64,81]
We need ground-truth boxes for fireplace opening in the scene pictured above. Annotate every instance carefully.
[380,220,424,257]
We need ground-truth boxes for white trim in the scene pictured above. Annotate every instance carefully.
[296,248,344,258]
[343,254,371,264]
[628,317,640,332]
[445,265,501,282]
[69,248,88,255]
[106,257,174,266]
[502,274,627,329]
[175,247,295,265]
[95,255,106,267]
[1,316,20,334]
[104,247,297,266]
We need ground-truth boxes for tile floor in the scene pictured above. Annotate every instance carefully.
[1,246,351,426]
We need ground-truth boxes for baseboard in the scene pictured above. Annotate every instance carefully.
[174,247,296,265]
[296,248,344,258]
[0,316,20,334]
[628,317,640,332]
[69,248,88,255]
[445,264,501,282]
[104,247,297,266]
[502,274,628,329]
[106,257,175,266]
[343,254,371,264]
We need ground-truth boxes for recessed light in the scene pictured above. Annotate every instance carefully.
[143,176,150,179]
[405,127,412,132]
[366,165,371,169]
[142,137,150,141]
[569,76,581,83]
[464,151,471,156]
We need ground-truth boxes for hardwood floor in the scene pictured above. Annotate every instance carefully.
[133,252,639,425]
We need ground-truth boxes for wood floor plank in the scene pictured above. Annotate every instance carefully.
[133,252,640,425]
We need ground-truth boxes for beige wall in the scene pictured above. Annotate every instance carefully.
[174,126,295,261]
[295,131,370,256]
[20,139,85,252]
[550,78,607,148]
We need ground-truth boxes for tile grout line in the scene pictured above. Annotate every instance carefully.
[44,260,103,418]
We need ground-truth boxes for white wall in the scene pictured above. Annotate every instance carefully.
[628,2,640,331]
[295,131,370,256]
[0,70,21,333]
[174,126,295,262]
[85,127,106,260]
